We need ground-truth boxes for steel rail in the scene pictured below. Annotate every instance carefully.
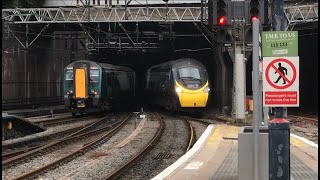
[12,113,132,180]
[2,114,113,168]
[38,115,94,127]
[103,112,165,180]
[180,115,211,125]
[11,109,67,118]
[2,145,41,161]
[186,123,196,152]
[289,115,318,126]
[2,125,83,150]
[2,114,107,150]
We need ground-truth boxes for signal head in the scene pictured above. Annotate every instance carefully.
[217,16,227,26]
[250,15,259,23]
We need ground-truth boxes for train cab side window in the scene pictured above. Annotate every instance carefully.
[90,69,99,83]
[65,70,73,83]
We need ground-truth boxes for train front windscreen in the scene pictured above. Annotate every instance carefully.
[174,66,207,90]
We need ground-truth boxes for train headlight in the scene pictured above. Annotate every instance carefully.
[66,90,73,95]
[175,87,183,93]
[203,86,210,93]
[91,89,98,95]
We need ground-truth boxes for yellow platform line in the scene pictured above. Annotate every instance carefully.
[207,125,240,145]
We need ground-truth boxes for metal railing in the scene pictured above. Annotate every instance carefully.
[2,96,64,110]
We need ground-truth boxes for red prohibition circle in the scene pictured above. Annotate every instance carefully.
[265,58,296,89]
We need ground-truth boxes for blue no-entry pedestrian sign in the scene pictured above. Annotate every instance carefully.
[263,57,299,107]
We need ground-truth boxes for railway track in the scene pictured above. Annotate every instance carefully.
[180,115,212,125]
[11,109,68,118]
[35,115,94,127]
[2,116,100,160]
[2,144,45,161]
[105,111,195,180]
[103,112,165,180]
[1,116,101,151]
[2,113,114,168]
[4,113,131,180]
[185,119,196,152]
[288,114,318,126]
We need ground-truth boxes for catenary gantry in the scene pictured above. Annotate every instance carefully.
[2,4,318,27]
[2,6,207,23]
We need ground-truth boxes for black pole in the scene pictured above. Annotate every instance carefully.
[269,0,290,179]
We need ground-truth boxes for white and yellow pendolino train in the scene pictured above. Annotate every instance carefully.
[145,58,210,111]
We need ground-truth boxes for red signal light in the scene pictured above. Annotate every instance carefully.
[217,16,227,26]
[251,16,259,22]
[66,91,70,95]
[94,91,98,95]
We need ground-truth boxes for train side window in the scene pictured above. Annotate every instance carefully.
[90,69,99,83]
[65,70,73,83]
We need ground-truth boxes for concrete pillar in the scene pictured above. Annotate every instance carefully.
[235,46,245,121]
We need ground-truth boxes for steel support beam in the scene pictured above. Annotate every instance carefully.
[3,4,317,29]
[284,4,318,30]
[2,7,207,23]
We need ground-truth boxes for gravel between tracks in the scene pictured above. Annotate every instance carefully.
[117,115,189,180]
[291,124,318,144]
[44,113,159,180]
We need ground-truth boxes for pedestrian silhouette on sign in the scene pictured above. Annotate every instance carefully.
[274,63,288,84]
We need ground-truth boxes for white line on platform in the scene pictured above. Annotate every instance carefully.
[151,125,215,180]
[290,133,318,148]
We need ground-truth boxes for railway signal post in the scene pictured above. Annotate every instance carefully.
[252,17,262,180]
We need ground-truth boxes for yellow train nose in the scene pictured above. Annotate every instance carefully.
[178,92,208,107]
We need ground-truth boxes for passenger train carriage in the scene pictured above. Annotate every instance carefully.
[63,60,135,116]
[145,58,210,111]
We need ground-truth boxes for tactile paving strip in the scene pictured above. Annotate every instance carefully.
[211,144,318,180]
[291,154,318,180]
[211,144,238,180]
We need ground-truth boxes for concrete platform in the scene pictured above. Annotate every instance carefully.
[2,114,46,140]
[153,125,318,180]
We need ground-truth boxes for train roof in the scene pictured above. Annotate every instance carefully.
[64,60,134,72]
[148,58,205,71]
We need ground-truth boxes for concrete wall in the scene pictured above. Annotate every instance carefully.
[2,30,86,100]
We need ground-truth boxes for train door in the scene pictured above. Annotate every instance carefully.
[106,72,114,98]
[75,68,87,98]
